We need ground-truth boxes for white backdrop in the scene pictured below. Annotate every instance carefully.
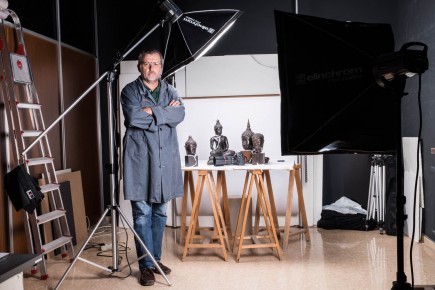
[117,54,323,228]
[402,137,424,242]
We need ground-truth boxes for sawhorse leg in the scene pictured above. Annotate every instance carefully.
[180,171,195,244]
[216,171,232,241]
[235,170,281,262]
[182,170,229,261]
[282,164,311,251]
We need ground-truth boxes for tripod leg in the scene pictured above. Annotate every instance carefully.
[368,165,377,222]
[367,165,374,221]
[117,206,172,286]
[380,164,386,233]
[54,207,111,290]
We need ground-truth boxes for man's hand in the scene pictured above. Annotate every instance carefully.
[168,100,180,107]
[143,107,153,115]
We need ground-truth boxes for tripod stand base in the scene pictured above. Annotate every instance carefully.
[54,205,171,289]
[391,281,411,290]
[392,282,435,290]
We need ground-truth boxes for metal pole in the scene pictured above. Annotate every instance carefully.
[21,72,108,156]
[390,78,411,290]
[21,22,162,157]
[53,19,171,288]
[55,0,66,169]
[107,70,119,270]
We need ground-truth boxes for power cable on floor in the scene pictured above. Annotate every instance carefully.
[108,217,133,279]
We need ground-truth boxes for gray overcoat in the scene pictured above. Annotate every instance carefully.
[121,77,185,203]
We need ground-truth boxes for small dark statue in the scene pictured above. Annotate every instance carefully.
[252,133,264,153]
[241,120,254,163]
[241,120,254,151]
[208,120,236,165]
[251,133,267,164]
[184,135,198,167]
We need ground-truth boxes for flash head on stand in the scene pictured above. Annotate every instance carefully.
[159,0,183,23]
[373,42,428,87]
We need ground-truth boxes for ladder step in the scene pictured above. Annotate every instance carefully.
[22,130,43,137]
[42,236,73,254]
[36,209,67,225]
[26,157,53,166]
[40,183,60,193]
[16,102,41,109]
[3,11,75,278]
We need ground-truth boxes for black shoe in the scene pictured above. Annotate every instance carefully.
[152,262,171,275]
[140,268,155,286]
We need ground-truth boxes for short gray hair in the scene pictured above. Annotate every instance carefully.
[138,49,164,65]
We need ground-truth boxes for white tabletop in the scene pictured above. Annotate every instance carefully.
[182,159,294,171]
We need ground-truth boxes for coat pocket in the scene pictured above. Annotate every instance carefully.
[125,131,148,157]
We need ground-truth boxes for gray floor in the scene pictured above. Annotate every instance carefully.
[23,226,435,290]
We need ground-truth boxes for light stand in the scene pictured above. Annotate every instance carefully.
[53,19,173,290]
[366,154,386,234]
[18,1,242,288]
[388,76,410,290]
[373,42,428,290]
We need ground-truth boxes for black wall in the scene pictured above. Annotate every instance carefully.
[7,0,435,242]
[322,154,371,208]
[9,1,95,54]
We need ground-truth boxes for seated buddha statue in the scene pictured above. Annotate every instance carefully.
[208,120,235,165]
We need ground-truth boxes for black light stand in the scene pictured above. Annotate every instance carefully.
[19,1,243,288]
[19,11,174,290]
[373,42,428,290]
[386,77,411,290]
[53,17,174,290]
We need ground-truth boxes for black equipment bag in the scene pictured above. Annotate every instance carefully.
[4,164,44,213]
[317,209,377,231]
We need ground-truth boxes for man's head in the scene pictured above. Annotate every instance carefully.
[137,49,163,83]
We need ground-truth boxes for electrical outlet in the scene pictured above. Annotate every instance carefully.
[100,243,112,251]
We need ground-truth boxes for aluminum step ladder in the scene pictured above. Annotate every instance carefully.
[0,10,74,280]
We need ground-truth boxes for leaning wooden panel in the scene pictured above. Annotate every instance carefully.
[56,171,87,246]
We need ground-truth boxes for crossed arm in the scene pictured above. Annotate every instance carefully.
[143,100,180,115]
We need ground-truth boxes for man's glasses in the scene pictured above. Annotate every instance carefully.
[142,61,161,67]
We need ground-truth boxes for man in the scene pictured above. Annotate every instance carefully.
[120,49,185,286]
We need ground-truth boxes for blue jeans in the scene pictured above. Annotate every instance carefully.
[131,200,168,270]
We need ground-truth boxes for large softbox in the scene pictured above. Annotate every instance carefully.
[275,11,397,155]
[162,9,242,79]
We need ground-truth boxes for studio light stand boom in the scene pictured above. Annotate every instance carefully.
[23,4,179,290]
[21,1,242,288]
[54,10,176,290]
